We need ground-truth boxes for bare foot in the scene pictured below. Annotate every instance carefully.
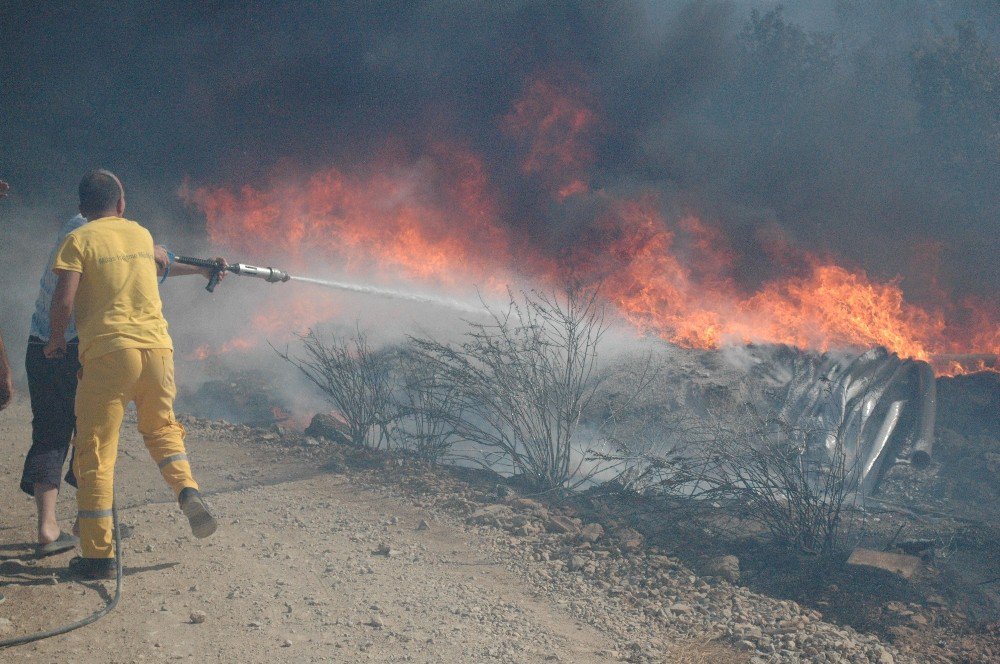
[38,524,63,546]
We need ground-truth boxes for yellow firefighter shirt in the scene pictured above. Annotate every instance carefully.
[51,216,172,363]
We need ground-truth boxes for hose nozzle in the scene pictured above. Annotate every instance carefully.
[173,255,292,292]
[230,263,291,283]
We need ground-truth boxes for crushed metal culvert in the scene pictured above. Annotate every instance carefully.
[752,345,936,495]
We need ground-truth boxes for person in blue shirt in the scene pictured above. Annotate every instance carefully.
[22,214,89,555]
[21,212,224,556]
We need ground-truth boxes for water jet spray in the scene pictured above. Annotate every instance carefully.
[175,256,483,313]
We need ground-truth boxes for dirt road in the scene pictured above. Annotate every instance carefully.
[0,398,737,663]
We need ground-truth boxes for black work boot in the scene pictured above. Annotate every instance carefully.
[67,556,117,580]
[178,487,218,539]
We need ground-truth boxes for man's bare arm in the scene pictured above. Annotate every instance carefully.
[45,270,81,359]
[0,329,12,411]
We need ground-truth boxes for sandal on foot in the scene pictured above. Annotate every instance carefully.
[36,531,79,558]
[179,487,217,539]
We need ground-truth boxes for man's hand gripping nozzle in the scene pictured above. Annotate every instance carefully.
[174,256,292,292]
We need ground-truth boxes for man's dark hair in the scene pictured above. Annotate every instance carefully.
[78,169,122,217]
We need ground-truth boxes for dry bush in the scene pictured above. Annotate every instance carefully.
[277,329,395,450]
[699,410,861,557]
[390,349,464,463]
[595,401,861,557]
[590,407,714,498]
[408,289,607,492]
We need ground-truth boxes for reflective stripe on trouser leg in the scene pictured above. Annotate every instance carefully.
[157,453,188,468]
[74,349,140,559]
[135,349,198,497]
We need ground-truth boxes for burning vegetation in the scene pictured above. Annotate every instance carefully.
[180,66,997,376]
[168,17,998,603]
[4,2,1000,661]
[173,18,998,576]
[164,9,999,654]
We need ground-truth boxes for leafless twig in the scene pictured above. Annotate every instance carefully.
[276,328,395,450]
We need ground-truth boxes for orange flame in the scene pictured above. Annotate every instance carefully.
[502,76,598,200]
[186,143,510,286]
[182,75,998,376]
[183,290,340,361]
[589,196,997,372]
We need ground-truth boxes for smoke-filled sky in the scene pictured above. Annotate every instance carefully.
[1,1,998,373]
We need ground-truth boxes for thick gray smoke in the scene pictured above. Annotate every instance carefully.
[2,1,998,382]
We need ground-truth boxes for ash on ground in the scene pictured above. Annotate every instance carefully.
[177,369,294,428]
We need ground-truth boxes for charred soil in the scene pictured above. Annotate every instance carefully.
[2,370,998,663]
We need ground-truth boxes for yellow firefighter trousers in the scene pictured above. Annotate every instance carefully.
[73,347,198,558]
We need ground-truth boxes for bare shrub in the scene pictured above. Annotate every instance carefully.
[699,410,860,557]
[600,411,858,556]
[277,329,395,450]
[587,356,709,497]
[592,360,863,556]
[391,349,464,463]
[591,436,712,500]
[408,289,607,492]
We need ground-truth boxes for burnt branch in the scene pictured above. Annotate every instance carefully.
[276,328,395,450]
[406,288,609,492]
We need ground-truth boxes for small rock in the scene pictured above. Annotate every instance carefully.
[467,504,515,526]
[508,497,543,511]
[189,610,207,624]
[0,618,13,634]
[847,547,920,579]
[705,555,741,583]
[616,527,644,551]
[281,638,293,647]
[417,519,430,531]
[876,649,895,664]
[580,523,604,543]
[545,515,580,535]
[304,413,350,444]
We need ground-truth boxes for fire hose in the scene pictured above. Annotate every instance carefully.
[0,497,122,649]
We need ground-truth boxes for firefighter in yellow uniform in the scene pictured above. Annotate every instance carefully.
[45,169,218,579]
